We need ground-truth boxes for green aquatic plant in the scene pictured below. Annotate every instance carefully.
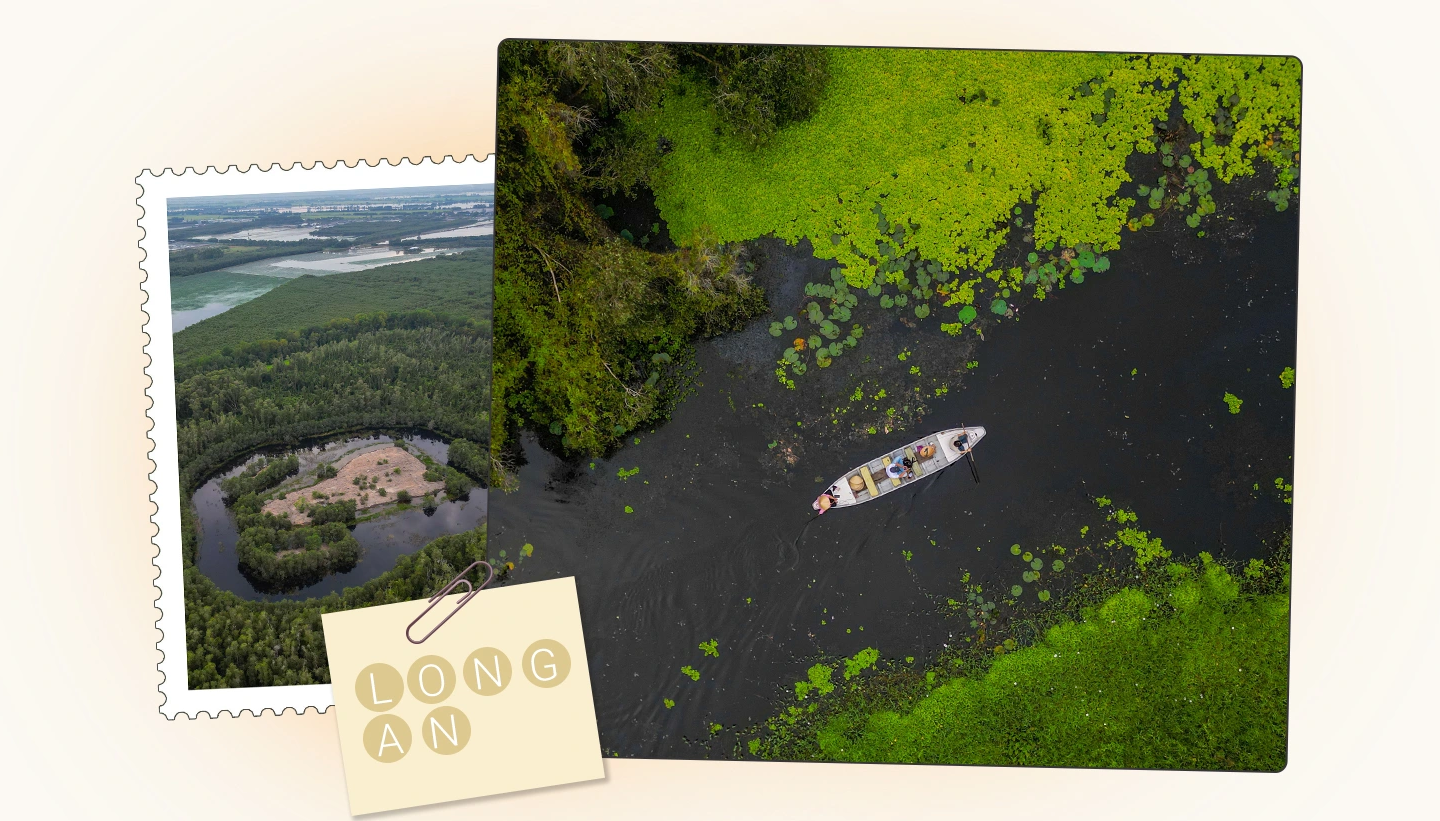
[843,648,880,681]
[795,663,836,700]
[1117,527,1170,568]
[681,665,701,682]
[699,639,720,658]
[617,466,640,479]
[664,698,675,709]
[649,51,1298,288]
[1223,392,1243,414]
[624,505,635,514]
[749,542,1292,770]
[1280,366,1295,389]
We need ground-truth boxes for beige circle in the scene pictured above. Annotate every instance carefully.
[362,715,412,763]
[521,639,572,689]
[354,663,404,712]
[406,655,456,704]
[462,647,513,696]
[420,706,472,755]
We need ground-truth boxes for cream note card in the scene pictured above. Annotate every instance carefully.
[322,576,603,814]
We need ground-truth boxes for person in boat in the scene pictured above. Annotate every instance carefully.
[813,491,838,514]
[885,461,913,481]
[953,435,972,454]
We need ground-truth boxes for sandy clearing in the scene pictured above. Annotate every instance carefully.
[262,445,445,524]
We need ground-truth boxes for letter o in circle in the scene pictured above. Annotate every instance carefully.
[407,655,455,704]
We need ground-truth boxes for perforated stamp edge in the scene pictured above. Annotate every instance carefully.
[139,156,494,719]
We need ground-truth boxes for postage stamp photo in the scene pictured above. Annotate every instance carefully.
[141,157,494,718]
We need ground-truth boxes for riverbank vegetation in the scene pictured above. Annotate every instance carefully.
[168,242,340,277]
[642,50,1300,381]
[232,496,362,594]
[491,42,834,469]
[492,44,1301,453]
[182,523,488,689]
[745,525,1291,770]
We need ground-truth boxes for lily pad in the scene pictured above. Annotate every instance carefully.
[990,298,1008,315]
[1010,585,1024,597]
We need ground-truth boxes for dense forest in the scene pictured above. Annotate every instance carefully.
[172,243,492,361]
[183,524,489,689]
[491,43,821,468]
[175,312,490,494]
[490,43,1300,468]
[173,239,493,688]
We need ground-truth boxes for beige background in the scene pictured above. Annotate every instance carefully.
[2,1,1437,818]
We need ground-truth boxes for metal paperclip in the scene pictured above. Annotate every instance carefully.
[405,560,495,644]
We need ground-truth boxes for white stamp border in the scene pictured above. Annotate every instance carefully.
[140,156,494,718]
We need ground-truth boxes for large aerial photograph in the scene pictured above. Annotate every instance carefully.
[487,42,1300,770]
[166,182,494,690]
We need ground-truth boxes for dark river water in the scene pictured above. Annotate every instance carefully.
[193,433,487,601]
[489,198,1298,759]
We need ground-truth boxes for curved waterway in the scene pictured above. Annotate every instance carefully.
[490,197,1299,759]
[193,433,487,601]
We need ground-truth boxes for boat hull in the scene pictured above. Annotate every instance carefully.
[821,426,985,508]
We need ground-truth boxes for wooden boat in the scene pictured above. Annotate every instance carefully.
[814,426,986,511]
